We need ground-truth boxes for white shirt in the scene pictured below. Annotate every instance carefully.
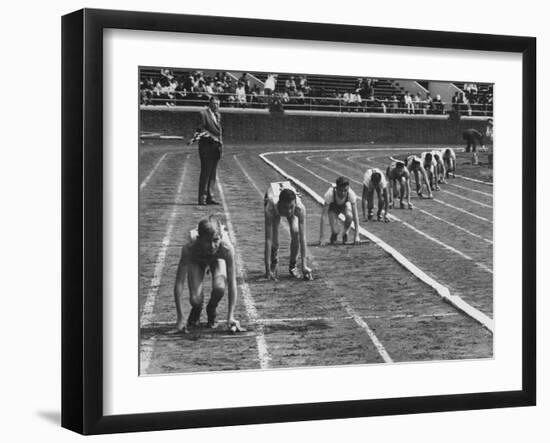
[363,168,388,190]
[323,186,357,205]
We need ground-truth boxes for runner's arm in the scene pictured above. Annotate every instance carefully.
[264,207,274,277]
[351,200,361,242]
[173,248,189,331]
[224,245,238,325]
[298,205,310,274]
[361,184,368,219]
[319,203,329,244]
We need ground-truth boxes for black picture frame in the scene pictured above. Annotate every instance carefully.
[61,8,536,435]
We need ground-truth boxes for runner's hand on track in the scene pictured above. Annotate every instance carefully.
[166,320,189,335]
[302,266,313,281]
[228,319,246,334]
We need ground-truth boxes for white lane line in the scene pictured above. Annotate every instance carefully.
[416,207,493,244]
[235,155,393,363]
[287,156,333,184]
[395,217,493,274]
[316,155,494,224]
[217,177,271,370]
[139,337,157,375]
[455,174,493,186]
[332,155,493,210]
[440,189,493,208]
[143,311,459,328]
[261,152,493,333]
[294,156,493,273]
[140,154,189,374]
[446,182,493,197]
[140,153,168,191]
[282,156,492,241]
[433,198,492,223]
[293,155,494,251]
[345,153,494,198]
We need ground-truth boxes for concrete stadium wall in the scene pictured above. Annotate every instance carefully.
[140,107,488,145]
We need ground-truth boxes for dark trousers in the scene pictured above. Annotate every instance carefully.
[198,140,221,202]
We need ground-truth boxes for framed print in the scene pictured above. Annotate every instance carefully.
[61,8,536,435]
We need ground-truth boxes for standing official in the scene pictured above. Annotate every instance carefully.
[197,96,223,205]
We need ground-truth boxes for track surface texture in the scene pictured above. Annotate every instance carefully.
[139,140,493,375]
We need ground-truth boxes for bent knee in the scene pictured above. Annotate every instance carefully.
[212,275,226,293]
[189,293,204,307]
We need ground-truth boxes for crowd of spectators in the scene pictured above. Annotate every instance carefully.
[140,69,258,107]
[336,85,445,115]
[451,83,493,117]
[139,69,491,117]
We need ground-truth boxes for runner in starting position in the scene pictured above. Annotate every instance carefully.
[362,168,390,222]
[431,150,447,185]
[170,215,243,334]
[319,176,361,246]
[405,154,434,199]
[264,182,313,281]
[386,160,413,209]
[441,147,456,178]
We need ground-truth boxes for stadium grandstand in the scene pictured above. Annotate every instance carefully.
[139,67,493,118]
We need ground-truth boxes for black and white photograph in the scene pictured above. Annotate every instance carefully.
[139,67,495,375]
[2,0,546,441]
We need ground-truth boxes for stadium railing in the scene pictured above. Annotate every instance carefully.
[138,91,467,116]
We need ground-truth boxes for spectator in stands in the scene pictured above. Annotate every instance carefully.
[389,95,399,114]
[413,93,422,114]
[140,77,155,105]
[249,85,261,107]
[378,96,388,114]
[463,82,478,95]
[205,80,216,97]
[235,82,247,107]
[285,76,297,92]
[264,74,277,96]
[404,92,414,114]
[460,93,472,116]
[295,88,305,106]
[424,93,433,115]
[160,68,174,82]
[238,73,250,93]
[342,91,352,112]
[174,77,188,104]
[365,78,375,98]
[350,91,362,111]
[223,79,236,106]
[298,75,311,95]
[433,94,444,114]
[194,79,208,101]
[451,92,460,115]
[480,92,493,116]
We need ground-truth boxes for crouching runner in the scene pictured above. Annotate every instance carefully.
[170,215,244,334]
[264,181,313,281]
[319,176,361,246]
[362,168,390,222]
[386,160,413,209]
